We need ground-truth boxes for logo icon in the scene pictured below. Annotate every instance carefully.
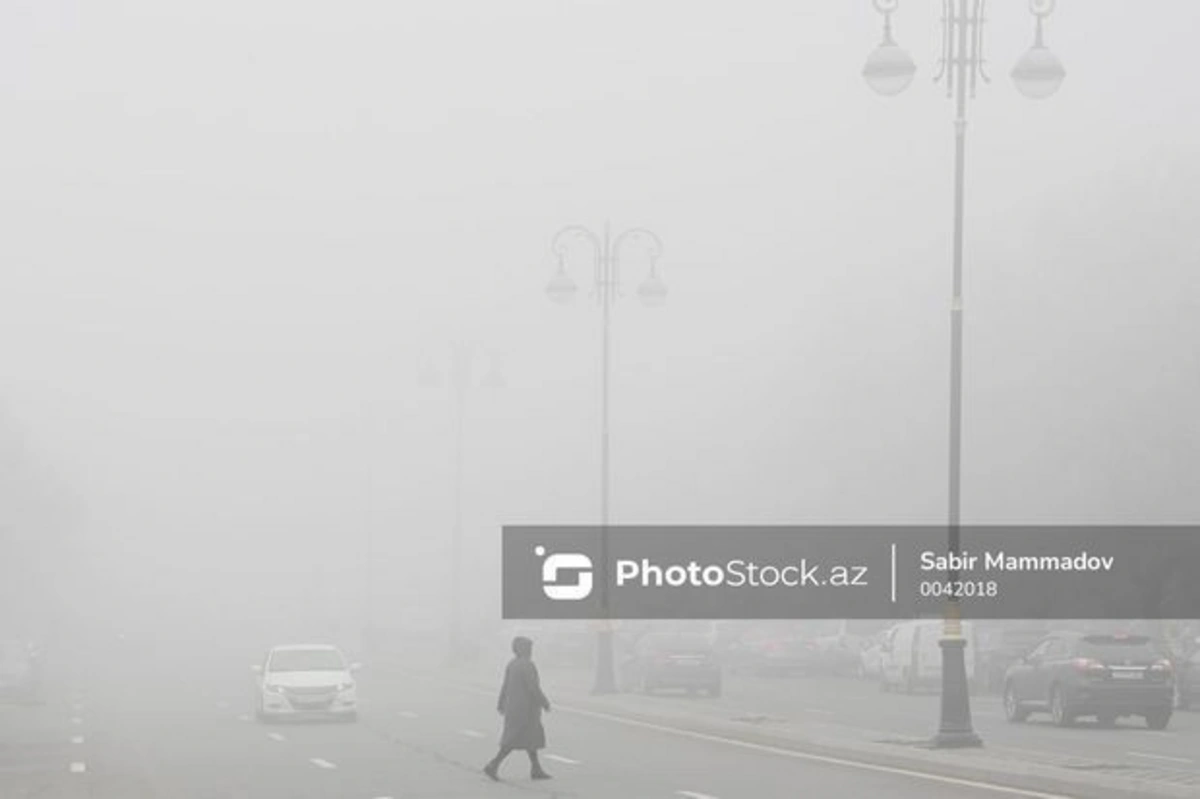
[536,545,594,601]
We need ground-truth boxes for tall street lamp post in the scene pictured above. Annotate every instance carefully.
[544,221,666,695]
[422,344,505,663]
[862,0,1066,748]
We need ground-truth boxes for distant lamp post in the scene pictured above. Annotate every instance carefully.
[543,221,666,695]
[863,0,1065,749]
[421,343,505,662]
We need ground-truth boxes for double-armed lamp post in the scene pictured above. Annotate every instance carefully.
[544,222,666,694]
[862,0,1066,748]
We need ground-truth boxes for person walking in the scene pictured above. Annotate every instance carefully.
[484,636,552,781]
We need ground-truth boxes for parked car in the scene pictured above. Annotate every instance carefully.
[1002,632,1174,729]
[879,619,976,693]
[811,633,868,676]
[976,625,1050,694]
[723,626,820,677]
[619,632,721,696]
[253,644,360,722]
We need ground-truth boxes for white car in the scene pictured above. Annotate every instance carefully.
[253,644,360,722]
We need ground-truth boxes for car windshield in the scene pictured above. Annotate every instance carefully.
[268,649,346,672]
[1076,636,1158,662]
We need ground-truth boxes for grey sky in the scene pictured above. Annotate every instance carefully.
[2,1,1198,628]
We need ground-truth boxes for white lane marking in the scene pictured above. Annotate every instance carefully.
[1126,751,1194,764]
[678,792,719,799]
[459,729,486,739]
[310,758,337,770]
[267,732,286,742]
[70,736,85,745]
[70,717,83,726]
[545,754,581,765]
[549,704,1072,799]
[398,710,419,719]
[69,762,86,773]
[803,708,835,715]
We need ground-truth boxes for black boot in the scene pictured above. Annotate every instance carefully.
[529,752,551,780]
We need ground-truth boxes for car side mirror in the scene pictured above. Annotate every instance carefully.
[349,662,363,673]
[251,664,262,674]
[1023,654,1039,665]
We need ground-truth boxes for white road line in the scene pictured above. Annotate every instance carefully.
[677,791,719,799]
[69,762,86,774]
[310,758,337,770]
[550,704,1072,799]
[267,732,286,743]
[459,729,486,739]
[1126,751,1194,764]
[398,710,419,719]
[70,736,85,745]
[545,754,581,765]
[803,708,835,715]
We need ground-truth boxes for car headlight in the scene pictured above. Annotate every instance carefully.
[265,683,287,694]
[337,682,355,692]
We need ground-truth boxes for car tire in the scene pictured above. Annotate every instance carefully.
[1050,686,1075,728]
[1175,682,1190,711]
[1097,713,1118,728]
[639,674,654,696]
[1003,683,1030,723]
[1145,709,1171,730]
[342,712,359,724]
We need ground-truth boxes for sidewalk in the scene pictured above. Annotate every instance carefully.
[392,659,1200,799]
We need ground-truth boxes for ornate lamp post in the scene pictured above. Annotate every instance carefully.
[544,222,666,694]
[863,0,1066,748]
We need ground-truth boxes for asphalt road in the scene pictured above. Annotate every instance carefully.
[0,640,1094,799]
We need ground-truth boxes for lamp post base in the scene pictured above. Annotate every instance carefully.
[933,636,983,749]
[591,629,617,695]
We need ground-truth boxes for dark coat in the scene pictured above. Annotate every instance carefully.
[497,656,550,750]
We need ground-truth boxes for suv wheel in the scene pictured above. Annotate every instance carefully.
[1003,683,1030,723]
[1145,708,1171,730]
[1050,686,1075,727]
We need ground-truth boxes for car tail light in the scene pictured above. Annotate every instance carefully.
[1149,659,1173,676]
[1072,657,1106,676]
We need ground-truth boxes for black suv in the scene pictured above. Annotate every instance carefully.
[1003,632,1174,729]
